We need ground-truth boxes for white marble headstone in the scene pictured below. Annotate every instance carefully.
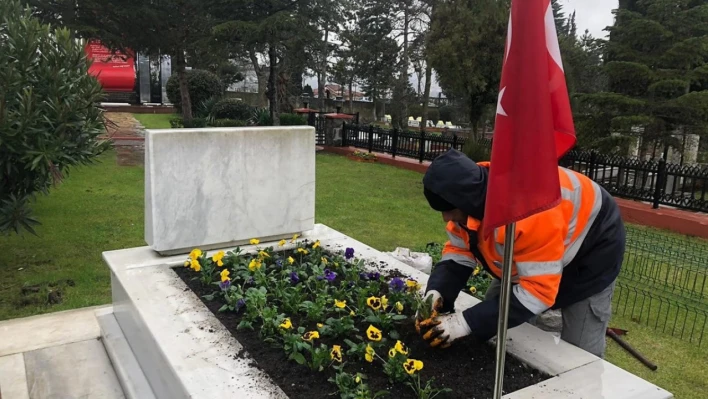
[145,126,316,254]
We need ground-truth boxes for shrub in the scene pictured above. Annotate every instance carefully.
[0,0,110,234]
[166,69,223,114]
[279,113,308,126]
[251,108,273,126]
[461,138,491,162]
[169,117,207,128]
[438,106,456,123]
[212,98,254,121]
[212,119,248,127]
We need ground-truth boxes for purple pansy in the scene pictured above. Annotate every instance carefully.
[359,272,368,281]
[389,277,406,292]
[344,247,355,260]
[236,298,246,310]
[323,269,337,282]
[219,280,232,291]
[368,272,380,281]
[276,259,283,267]
[290,272,300,284]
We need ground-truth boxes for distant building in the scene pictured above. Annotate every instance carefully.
[313,84,367,102]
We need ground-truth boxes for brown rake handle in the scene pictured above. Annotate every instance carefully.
[606,328,658,371]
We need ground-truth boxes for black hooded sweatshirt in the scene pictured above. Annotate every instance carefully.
[422,149,625,342]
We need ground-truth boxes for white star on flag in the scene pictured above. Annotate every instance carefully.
[496,87,507,117]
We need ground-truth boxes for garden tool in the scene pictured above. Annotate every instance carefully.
[606,327,658,371]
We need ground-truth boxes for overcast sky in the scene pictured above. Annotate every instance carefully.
[305,0,618,98]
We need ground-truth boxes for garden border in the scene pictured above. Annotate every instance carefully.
[101,224,673,399]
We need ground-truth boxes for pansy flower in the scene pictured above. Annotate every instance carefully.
[190,259,201,272]
[366,325,382,341]
[366,296,382,310]
[290,272,300,284]
[323,269,337,282]
[278,239,287,247]
[330,345,342,362]
[287,256,295,265]
[365,345,375,362]
[220,269,230,282]
[344,247,355,260]
[219,279,231,291]
[236,298,246,310]
[395,301,404,314]
[189,248,202,260]
[313,240,321,249]
[380,295,389,310]
[291,233,299,243]
[403,359,424,375]
[275,259,283,268]
[279,318,292,329]
[473,266,481,276]
[394,340,408,355]
[297,247,309,255]
[248,259,262,272]
[388,348,397,358]
[321,257,328,265]
[334,299,347,309]
[249,238,260,245]
[211,251,225,267]
[302,331,320,342]
[406,279,421,292]
[469,286,477,294]
[389,277,406,292]
[258,250,270,259]
[367,272,380,280]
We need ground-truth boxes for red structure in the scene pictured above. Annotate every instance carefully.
[84,41,136,92]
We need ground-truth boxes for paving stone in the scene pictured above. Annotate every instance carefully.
[0,354,30,399]
[24,339,125,399]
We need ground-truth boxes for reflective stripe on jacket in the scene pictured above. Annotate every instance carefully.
[441,163,603,315]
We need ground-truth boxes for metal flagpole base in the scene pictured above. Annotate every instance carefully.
[493,222,517,399]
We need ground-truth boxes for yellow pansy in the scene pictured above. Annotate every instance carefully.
[388,348,396,358]
[406,279,421,291]
[297,248,309,255]
[279,318,292,329]
[380,295,389,310]
[313,240,320,249]
[250,238,260,245]
[403,359,424,375]
[287,256,295,265]
[473,266,481,276]
[366,325,382,342]
[258,250,270,259]
[365,345,375,362]
[394,340,408,355]
[189,248,202,260]
[350,310,356,316]
[330,345,343,362]
[291,233,300,243]
[278,239,287,247]
[302,331,320,342]
[334,299,347,309]
[212,251,225,267]
[355,375,361,383]
[248,259,262,272]
[321,257,328,265]
[366,296,382,310]
[190,259,201,272]
[395,302,404,314]
[469,286,477,294]
[317,323,324,328]
[220,269,230,282]
[183,261,190,267]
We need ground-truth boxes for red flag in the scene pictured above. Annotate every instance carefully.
[482,0,576,238]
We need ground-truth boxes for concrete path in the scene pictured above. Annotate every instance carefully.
[0,306,125,399]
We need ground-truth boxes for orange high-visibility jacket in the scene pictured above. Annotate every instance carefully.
[442,162,603,314]
[423,150,625,341]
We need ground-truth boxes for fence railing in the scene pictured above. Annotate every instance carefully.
[613,226,708,346]
[330,123,708,213]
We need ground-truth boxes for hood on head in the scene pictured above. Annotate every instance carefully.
[422,149,488,220]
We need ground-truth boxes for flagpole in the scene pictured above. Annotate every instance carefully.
[493,222,516,399]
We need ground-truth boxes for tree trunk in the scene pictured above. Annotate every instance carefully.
[399,4,410,128]
[421,61,432,132]
[318,27,330,110]
[249,49,268,108]
[268,44,280,126]
[348,78,354,113]
[173,53,193,123]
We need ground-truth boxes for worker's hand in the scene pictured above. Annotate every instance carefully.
[415,290,443,334]
[419,311,472,348]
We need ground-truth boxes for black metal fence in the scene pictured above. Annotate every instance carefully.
[613,226,708,346]
[331,123,708,213]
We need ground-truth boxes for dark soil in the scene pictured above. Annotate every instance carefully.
[174,266,548,399]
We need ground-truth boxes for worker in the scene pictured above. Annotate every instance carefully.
[415,149,625,358]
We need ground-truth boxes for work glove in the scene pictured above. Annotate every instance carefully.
[419,311,472,348]
[415,290,443,333]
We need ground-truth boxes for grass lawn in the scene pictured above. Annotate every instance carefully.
[0,150,705,398]
[132,113,175,129]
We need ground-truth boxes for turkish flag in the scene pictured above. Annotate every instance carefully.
[482,0,576,238]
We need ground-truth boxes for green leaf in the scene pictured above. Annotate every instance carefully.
[237,320,253,330]
[218,304,229,312]
[203,294,215,301]
[289,352,306,365]
[388,330,400,340]
[392,315,408,321]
